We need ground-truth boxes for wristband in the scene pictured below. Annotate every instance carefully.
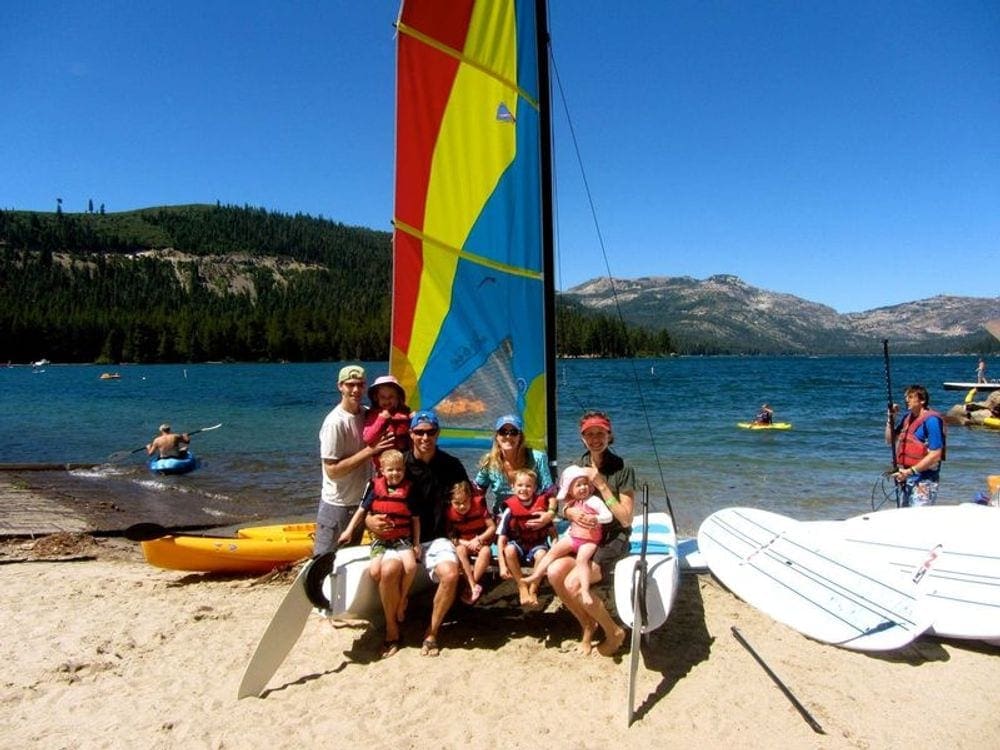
[605,496,619,507]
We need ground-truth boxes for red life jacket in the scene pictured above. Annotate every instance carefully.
[502,492,552,548]
[895,409,947,468]
[445,490,490,540]
[369,476,412,542]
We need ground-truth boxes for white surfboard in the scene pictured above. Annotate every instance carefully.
[613,512,680,633]
[237,556,317,699]
[806,504,1000,643]
[698,507,933,651]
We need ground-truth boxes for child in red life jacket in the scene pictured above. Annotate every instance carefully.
[363,375,412,474]
[523,465,614,605]
[496,469,557,608]
[446,480,496,605]
[339,449,420,646]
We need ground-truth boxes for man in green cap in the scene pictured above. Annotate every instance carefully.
[314,364,395,556]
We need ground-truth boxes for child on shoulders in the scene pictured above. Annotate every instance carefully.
[445,480,496,605]
[523,465,613,605]
[496,469,557,608]
[338,449,420,637]
[363,375,412,473]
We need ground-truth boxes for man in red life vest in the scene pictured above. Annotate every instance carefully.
[885,384,946,507]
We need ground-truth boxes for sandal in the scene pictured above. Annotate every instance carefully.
[420,637,440,657]
[380,640,400,659]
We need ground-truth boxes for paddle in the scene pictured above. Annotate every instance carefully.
[731,626,825,735]
[108,423,222,462]
[123,523,221,542]
[881,340,901,509]
[626,483,650,727]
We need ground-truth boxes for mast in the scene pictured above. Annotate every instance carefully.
[536,0,558,465]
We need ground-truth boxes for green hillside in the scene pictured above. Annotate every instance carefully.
[0,203,669,363]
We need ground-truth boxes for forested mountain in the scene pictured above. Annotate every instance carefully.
[0,204,669,363]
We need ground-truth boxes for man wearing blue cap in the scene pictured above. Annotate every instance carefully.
[314,364,396,557]
[367,408,468,656]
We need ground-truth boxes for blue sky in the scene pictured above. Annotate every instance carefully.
[3,1,998,313]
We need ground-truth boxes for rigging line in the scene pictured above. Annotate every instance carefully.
[549,47,674,514]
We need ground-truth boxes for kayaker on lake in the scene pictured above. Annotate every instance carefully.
[146,424,190,459]
[753,404,774,425]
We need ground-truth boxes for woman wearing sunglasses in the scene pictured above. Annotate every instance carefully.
[474,414,555,521]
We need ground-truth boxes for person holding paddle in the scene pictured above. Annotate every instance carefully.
[886,384,946,507]
[146,424,190,459]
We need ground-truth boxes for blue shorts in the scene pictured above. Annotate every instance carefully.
[508,540,549,565]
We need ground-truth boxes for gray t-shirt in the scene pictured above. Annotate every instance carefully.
[318,404,371,507]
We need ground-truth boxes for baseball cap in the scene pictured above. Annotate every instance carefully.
[337,364,366,384]
[494,414,524,432]
[409,410,439,430]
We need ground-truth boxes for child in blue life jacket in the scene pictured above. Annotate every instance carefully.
[445,480,496,605]
[522,465,614,605]
[338,449,419,655]
[496,469,557,608]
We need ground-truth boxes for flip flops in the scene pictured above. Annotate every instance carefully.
[380,640,400,659]
[420,637,440,657]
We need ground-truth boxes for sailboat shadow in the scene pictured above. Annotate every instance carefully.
[631,572,712,722]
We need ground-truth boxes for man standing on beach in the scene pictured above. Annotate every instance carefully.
[314,364,395,557]
[886,384,946,507]
[367,409,468,657]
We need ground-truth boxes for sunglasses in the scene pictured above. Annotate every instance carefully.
[411,428,439,437]
[497,428,521,437]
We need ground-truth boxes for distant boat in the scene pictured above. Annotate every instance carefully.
[943,381,1000,392]
[99,372,121,380]
[32,358,50,367]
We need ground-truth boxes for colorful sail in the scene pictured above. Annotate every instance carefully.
[392,0,551,450]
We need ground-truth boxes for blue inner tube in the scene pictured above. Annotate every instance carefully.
[148,452,198,475]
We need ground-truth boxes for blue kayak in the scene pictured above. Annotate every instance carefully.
[148,452,198,475]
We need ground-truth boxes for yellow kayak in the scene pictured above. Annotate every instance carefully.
[984,417,1000,430]
[236,522,316,540]
[140,534,314,574]
[737,422,792,430]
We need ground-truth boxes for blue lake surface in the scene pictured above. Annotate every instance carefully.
[1,356,995,534]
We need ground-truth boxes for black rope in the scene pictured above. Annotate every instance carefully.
[549,47,674,518]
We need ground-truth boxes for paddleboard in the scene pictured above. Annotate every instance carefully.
[943,381,1000,392]
[237,555,320,699]
[613,512,680,632]
[698,507,932,651]
[678,537,707,570]
[806,504,1000,643]
[736,422,792,430]
[321,544,432,623]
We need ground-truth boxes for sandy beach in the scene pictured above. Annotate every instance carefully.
[1,532,997,750]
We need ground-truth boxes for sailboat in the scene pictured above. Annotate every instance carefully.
[238,0,679,706]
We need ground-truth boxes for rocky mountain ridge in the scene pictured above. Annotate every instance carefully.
[564,274,1000,354]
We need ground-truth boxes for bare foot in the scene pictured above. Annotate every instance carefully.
[469,584,483,605]
[580,621,595,655]
[597,626,626,657]
[517,582,532,606]
[581,590,594,606]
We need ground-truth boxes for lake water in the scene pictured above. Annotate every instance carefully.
[1,356,995,534]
